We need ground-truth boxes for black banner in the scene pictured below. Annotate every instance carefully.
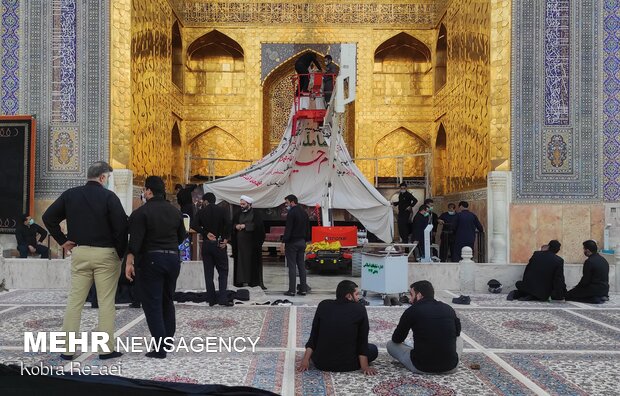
[0,116,35,234]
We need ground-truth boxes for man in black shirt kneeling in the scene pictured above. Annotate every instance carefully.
[388,280,462,374]
[297,280,378,375]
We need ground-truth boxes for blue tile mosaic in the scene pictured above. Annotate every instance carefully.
[1,0,19,115]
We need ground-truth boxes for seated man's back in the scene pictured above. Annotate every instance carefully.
[307,299,370,372]
[389,281,461,374]
[519,249,565,300]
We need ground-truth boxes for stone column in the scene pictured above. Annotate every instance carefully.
[487,171,512,264]
[459,247,475,292]
[111,168,134,216]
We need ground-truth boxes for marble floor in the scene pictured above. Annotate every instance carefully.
[0,266,619,395]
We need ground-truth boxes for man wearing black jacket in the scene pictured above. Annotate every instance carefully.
[192,192,232,306]
[43,161,128,360]
[15,214,49,258]
[125,176,186,358]
[282,194,309,296]
[566,240,610,304]
[392,182,417,243]
[508,240,566,301]
[297,280,378,375]
[388,280,462,374]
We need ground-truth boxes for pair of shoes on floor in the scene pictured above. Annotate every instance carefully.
[452,295,471,305]
[383,296,402,306]
[271,299,293,306]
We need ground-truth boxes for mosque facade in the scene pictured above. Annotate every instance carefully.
[1,0,618,263]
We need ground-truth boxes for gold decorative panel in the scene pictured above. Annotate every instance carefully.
[432,0,492,194]
[489,0,511,169]
[374,128,428,177]
[130,0,174,183]
[172,0,440,27]
[108,0,506,196]
[110,0,132,169]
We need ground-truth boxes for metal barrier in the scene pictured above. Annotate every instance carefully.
[475,230,486,263]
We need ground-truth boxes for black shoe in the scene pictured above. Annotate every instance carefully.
[452,295,471,305]
[284,291,295,297]
[60,354,75,361]
[297,284,311,293]
[218,301,234,307]
[129,302,141,308]
[506,290,516,301]
[390,297,402,306]
[517,295,535,301]
[99,351,123,360]
[145,351,166,359]
[297,291,306,296]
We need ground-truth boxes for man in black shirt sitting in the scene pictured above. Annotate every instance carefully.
[388,280,462,374]
[297,280,378,375]
[125,176,187,358]
[15,214,49,258]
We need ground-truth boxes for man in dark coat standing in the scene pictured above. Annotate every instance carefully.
[232,195,266,289]
[507,240,566,301]
[323,54,338,104]
[452,201,484,261]
[295,52,322,93]
[125,176,186,359]
[410,205,430,259]
[392,182,418,243]
[566,240,609,304]
[438,203,457,262]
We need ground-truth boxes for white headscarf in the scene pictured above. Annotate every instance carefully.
[240,195,254,205]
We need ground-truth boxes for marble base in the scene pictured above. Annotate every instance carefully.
[1,258,617,293]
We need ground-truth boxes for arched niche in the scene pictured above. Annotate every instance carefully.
[172,21,183,90]
[171,122,183,184]
[435,24,447,92]
[374,32,432,96]
[185,30,245,95]
[374,127,429,178]
[433,123,447,195]
[190,126,245,177]
[262,50,346,155]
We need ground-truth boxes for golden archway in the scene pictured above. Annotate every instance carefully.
[375,127,429,177]
[185,30,245,95]
[190,126,246,177]
[262,50,326,155]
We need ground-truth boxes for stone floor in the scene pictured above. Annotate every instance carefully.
[0,263,619,395]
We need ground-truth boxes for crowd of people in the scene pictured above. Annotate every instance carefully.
[393,182,484,262]
[7,161,608,364]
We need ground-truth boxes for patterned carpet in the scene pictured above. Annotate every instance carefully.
[1,289,619,395]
